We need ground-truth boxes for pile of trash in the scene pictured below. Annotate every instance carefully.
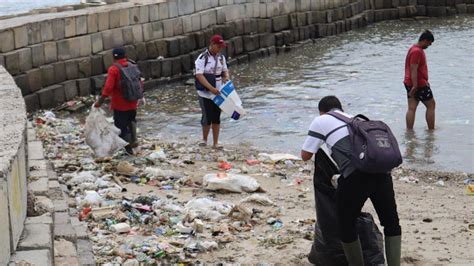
[32,109,310,263]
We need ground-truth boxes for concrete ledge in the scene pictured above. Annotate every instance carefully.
[9,249,52,266]
[17,223,52,251]
[0,65,28,264]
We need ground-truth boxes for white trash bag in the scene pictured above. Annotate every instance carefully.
[258,153,300,163]
[184,197,233,221]
[84,106,128,157]
[203,173,262,193]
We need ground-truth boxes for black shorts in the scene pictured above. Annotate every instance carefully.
[405,84,434,102]
[199,97,221,125]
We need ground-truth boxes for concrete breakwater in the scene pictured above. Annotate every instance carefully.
[0,0,472,112]
[0,66,28,265]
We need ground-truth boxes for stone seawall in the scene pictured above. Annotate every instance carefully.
[0,66,28,265]
[0,0,473,112]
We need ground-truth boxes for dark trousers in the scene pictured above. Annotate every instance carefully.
[336,170,401,243]
[113,110,137,144]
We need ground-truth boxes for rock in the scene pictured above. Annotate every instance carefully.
[17,223,52,250]
[35,196,54,215]
[54,239,77,257]
[9,250,52,266]
[123,259,140,266]
[91,206,116,221]
[192,219,204,233]
[116,161,137,176]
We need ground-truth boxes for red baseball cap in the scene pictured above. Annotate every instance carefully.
[210,34,227,47]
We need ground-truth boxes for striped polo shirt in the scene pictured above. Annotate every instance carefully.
[302,109,356,177]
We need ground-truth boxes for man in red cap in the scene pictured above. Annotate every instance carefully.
[194,35,230,149]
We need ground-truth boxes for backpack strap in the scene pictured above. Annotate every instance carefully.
[114,63,127,74]
[326,111,352,123]
[354,114,370,121]
[325,125,347,140]
[202,50,220,75]
[204,52,209,67]
[324,111,351,140]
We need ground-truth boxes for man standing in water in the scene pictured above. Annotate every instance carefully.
[301,96,402,266]
[404,30,435,130]
[194,35,230,149]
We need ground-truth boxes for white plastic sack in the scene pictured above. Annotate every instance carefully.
[84,107,127,157]
[144,167,182,180]
[152,199,184,214]
[149,150,167,160]
[64,171,98,186]
[184,198,233,221]
[203,173,261,193]
[80,190,103,206]
[258,153,300,162]
[239,194,276,206]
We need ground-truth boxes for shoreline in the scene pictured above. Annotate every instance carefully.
[29,109,473,264]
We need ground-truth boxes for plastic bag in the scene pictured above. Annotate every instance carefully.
[239,194,276,206]
[84,106,127,157]
[64,171,98,186]
[308,149,385,265]
[212,81,246,120]
[144,167,182,180]
[258,153,300,162]
[80,190,104,207]
[203,173,262,193]
[184,198,233,221]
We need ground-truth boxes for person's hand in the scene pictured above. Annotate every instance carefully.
[94,101,101,108]
[138,97,147,106]
[409,86,417,97]
[210,87,221,95]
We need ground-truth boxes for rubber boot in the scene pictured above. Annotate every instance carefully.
[385,235,401,266]
[130,121,138,148]
[342,239,364,266]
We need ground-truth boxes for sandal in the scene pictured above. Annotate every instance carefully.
[212,145,224,150]
[198,141,207,147]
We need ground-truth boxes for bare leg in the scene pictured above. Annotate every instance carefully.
[406,98,419,130]
[202,125,211,144]
[211,123,220,147]
[422,98,436,130]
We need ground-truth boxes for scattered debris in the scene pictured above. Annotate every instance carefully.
[203,173,263,193]
[30,108,471,264]
[399,176,419,184]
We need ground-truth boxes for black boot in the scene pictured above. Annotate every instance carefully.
[385,235,401,266]
[125,145,134,155]
[130,121,138,148]
[342,239,364,266]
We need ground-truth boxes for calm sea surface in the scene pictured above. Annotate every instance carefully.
[0,0,80,16]
[142,15,474,173]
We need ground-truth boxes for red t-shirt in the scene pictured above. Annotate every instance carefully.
[102,58,138,111]
[404,44,429,87]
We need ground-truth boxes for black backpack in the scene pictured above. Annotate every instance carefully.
[327,111,402,174]
[114,61,143,102]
